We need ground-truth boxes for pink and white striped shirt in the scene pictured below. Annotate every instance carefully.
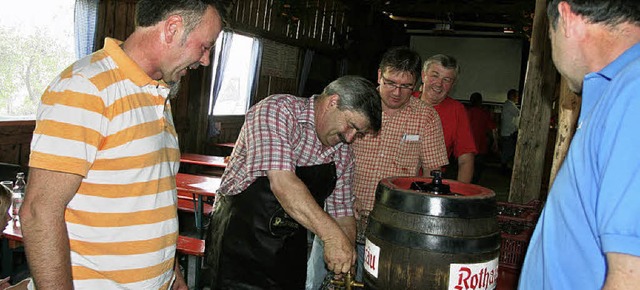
[216,94,355,218]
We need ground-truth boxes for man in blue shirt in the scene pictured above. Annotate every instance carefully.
[519,0,640,289]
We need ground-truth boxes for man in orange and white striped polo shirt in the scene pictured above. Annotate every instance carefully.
[20,1,223,289]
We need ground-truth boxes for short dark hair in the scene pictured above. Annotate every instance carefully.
[136,0,226,41]
[422,54,461,79]
[321,75,383,133]
[507,89,519,100]
[378,47,422,82]
[470,92,483,107]
[547,0,640,29]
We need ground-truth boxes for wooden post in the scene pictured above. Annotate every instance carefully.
[508,0,559,204]
[548,78,581,187]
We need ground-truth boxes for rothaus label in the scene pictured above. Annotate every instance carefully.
[363,238,380,278]
[447,257,499,290]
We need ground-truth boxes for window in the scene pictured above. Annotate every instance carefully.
[0,0,77,120]
[209,32,262,116]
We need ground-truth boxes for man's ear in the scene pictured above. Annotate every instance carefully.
[557,1,586,39]
[329,94,340,108]
[163,14,184,45]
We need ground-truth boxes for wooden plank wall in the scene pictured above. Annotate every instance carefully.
[94,0,136,50]
[204,0,350,152]
[1,0,352,160]
[230,0,348,49]
[0,121,35,167]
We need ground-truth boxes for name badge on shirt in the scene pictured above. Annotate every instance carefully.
[402,134,420,142]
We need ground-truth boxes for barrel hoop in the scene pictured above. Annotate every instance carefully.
[367,219,500,254]
[371,204,498,237]
[375,184,496,218]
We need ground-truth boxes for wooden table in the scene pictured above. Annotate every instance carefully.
[212,143,235,157]
[0,174,222,276]
[1,219,208,288]
[180,153,227,168]
[214,142,235,149]
[176,173,221,237]
[176,173,220,197]
[2,220,21,242]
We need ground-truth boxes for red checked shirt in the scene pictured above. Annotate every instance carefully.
[216,94,355,218]
[352,97,448,212]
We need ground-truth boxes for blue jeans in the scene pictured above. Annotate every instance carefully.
[355,243,364,281]
[306,236,365,290]
[306,236,327,290]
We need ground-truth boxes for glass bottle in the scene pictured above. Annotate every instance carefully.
[11,172,26,224]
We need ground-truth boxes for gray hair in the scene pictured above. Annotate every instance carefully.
[422,54,461,79]
[320,75,382,133]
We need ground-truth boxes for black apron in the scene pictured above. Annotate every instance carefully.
[206,162,337,290]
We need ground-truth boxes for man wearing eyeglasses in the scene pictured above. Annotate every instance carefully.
[419,54,477,183]
[306,47,448,289]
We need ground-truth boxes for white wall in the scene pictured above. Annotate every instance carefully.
[410,35,524,103]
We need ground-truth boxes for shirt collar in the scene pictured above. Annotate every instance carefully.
[587,42,640,81]
[299,95,317,125]
[103,37,169,89]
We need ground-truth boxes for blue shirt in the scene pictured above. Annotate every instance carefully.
[519,42,640,289]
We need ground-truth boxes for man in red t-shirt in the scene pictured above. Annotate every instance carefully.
[467,92,498,183]
[418,54,477,183]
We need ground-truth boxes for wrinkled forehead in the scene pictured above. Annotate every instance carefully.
[427,62,457,78]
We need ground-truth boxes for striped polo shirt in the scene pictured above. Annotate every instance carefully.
[29,38,180,289]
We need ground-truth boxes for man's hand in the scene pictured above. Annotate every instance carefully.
[172,262,188,290]
[322,232,356,274]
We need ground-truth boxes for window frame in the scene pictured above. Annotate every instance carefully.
[208,30,262,117]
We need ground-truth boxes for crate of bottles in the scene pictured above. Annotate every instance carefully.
[499,220,534,269]
[497,200,542,269]
[497,199,542,227]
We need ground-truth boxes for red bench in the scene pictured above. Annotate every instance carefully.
[177,190,213,216]
[177,235,205,289]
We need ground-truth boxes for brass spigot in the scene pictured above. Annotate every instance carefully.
[330,271,364,290]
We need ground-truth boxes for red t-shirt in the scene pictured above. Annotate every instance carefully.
[433,97,478,158]
[467,106,496,154]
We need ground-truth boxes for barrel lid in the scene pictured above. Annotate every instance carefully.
[380,176,495,197]
[375,176,497,218]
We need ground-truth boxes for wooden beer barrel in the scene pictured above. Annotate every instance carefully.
[363,176,499,290]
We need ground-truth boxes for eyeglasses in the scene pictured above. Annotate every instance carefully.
[381,76,414,91]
